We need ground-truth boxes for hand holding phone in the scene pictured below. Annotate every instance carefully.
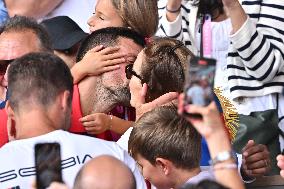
[35,142,63,189]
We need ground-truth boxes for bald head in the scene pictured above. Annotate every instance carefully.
[74,155,136,189]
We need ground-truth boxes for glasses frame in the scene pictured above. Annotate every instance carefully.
[125,64,145,84]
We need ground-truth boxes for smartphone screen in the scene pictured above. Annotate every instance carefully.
[184,56,217,119]
[35,143,63,189]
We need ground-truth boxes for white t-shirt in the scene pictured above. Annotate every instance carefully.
[117,127,133,151]
[0,130,146,189]
[43,0,97,32]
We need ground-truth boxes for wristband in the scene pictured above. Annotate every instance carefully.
[210,151,235,166]
[166,5,181,13]
[213,163,237,171]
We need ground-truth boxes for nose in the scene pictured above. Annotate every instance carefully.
[87,15,96,32]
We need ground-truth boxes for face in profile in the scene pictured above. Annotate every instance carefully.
[128,50,144,108]
[136,154,172,189]
[87,0,124,33]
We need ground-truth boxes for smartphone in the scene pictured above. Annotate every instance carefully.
[35,142,63,189]
[184,56,217,119]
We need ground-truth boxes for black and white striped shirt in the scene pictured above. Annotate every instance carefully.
[157,0,284,100]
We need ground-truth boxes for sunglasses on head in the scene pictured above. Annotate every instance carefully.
[0,59,14,74]
[125,64,145,83]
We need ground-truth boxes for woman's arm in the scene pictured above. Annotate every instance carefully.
[225,0,284,83]
[156,0,193,47]
[178,95,245,189]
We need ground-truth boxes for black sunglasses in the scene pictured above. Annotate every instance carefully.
[125,64,145,83]
[0,59,14,74]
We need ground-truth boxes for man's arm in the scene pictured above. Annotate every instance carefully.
[4,0,63,19]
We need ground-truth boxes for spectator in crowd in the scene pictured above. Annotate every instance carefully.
[41,16,88,68]
[129,105,214,189]
[0,52,146,188]
[178,98,244,189]
[0,15,52,146]
[87,0,158,37]
[4,0,97,32]
[277,154,284,178]
[74,155,136,189]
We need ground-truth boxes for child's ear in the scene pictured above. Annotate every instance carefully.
[155,157,172,175]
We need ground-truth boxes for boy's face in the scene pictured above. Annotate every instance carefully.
[136,154,173,189]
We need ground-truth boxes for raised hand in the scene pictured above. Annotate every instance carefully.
[241,140,271,179]
[135,83,179,120]
[72,45,126,83]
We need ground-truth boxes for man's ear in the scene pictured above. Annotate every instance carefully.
[5,100,15,119]
[155,157,172,176]
[60,91,71,112]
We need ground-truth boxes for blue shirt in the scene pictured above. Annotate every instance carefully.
[0,0,8,26]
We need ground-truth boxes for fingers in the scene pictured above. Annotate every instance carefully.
[89,45,104,53]
[101,65,121,73]
[79,114,95,122]
[243,144,269,160]
[243,158,270,170]
[100,46,120,55]
[242,144,270,177]
[148,92,179,108]
[277,155,284,169]
[82,121,97,127]
[102,58,124,67]
[243,167,270,178]
[242,140,255,153]
[103,52,126,61]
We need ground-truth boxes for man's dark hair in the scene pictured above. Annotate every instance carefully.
[129,105,202,170]
[1,16,52,52]
[76,27,146,62]
[8,52,73,111]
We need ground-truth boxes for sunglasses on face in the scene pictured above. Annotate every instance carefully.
[125,64,144,83]
[0,59,14,75]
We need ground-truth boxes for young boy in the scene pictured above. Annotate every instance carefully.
[128,105,214,189]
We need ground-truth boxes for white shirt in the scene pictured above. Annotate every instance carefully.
[184,170,215,185]
[0,130,146,189]
[117,127,133,151]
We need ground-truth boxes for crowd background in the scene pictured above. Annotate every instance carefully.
[0,0,284,189]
